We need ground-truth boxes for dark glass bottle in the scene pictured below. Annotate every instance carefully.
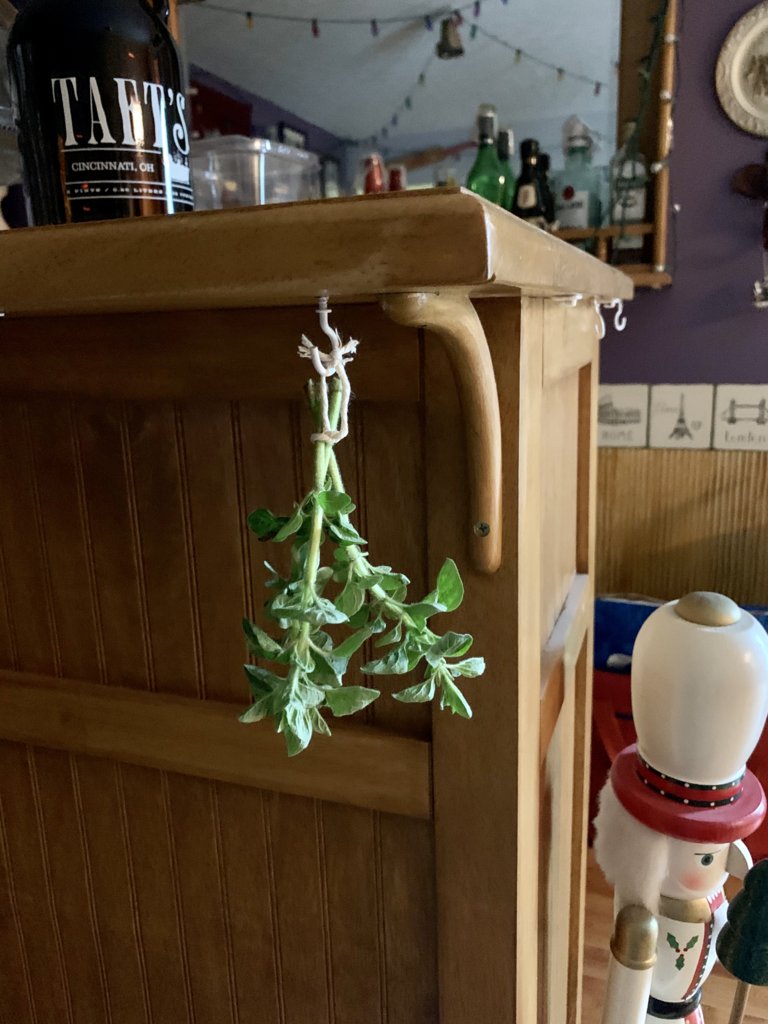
[8,0,194,225]
[511,138,547,227]
[538,152,556,226]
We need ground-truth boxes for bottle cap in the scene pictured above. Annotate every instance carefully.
[477,104,497,140]
[562,114,594,154]
[497,128,514,160]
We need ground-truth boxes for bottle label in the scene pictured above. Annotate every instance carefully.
[613,186,646,249]
[50,76,193,210]
[613,186,646,222]
[516,183,537,210]
[556,186,589,228]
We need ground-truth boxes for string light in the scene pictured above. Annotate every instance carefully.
[473,25,610,90]
[194,2,613,145]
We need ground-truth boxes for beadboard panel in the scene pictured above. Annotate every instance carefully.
[0,334,438,1024]
[597,448,768,604]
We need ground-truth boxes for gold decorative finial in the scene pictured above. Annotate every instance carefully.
[675,591,741,627]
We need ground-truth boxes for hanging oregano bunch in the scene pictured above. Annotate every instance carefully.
[241,301,485,755]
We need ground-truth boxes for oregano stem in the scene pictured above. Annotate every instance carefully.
[301,380,342,607]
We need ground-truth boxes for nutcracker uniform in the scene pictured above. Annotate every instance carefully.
[594,592,768,1024]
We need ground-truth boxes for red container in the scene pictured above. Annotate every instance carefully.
[388,164,407,191]
[362,153,386,194]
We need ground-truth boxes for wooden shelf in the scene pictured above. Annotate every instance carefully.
[0,188,632,319]
[552,223,672,290]
[554,222,654,242]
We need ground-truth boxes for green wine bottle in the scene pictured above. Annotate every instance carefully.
[497,128,516,211]
[466,104,504,205]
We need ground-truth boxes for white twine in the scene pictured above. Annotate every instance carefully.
[298,296,359,444]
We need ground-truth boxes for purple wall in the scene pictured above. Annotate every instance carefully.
[189,64,345,161]
[601,0,768,385]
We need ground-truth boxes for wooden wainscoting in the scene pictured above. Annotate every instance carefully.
[597,448,768,604]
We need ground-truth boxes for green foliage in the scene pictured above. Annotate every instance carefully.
[240,380,485,756]
[717,859,768,985]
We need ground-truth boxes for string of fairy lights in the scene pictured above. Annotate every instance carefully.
[189,1,616,146]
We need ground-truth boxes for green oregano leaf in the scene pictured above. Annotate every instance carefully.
[325,686,380,717]
[436,558,464,612]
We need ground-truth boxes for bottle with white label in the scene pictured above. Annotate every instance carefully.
[511,138,547,228]
[610,119,648,261]
[554,115,601,248]
[7,0,194,225]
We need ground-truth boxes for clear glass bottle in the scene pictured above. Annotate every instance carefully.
[496,127,515,211]
[554,116,602,248]
[7,0,194,225]
[511,138,547,227]
[466,104,504,205]
[610,119,648,261]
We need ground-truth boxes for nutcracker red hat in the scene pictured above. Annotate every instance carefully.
[610,592,768,844]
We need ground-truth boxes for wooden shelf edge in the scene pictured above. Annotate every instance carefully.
[553,223,654,242]
[622,266,673,289]
[0,669,433,819]
[0,189,633,317]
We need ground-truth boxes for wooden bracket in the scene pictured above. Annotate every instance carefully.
[382,292,502,574]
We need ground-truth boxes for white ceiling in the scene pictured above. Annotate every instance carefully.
[180,0,621,149]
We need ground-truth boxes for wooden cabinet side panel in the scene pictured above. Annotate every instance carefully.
[427,298,541,1024]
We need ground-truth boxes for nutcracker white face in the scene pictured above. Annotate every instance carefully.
[661,839,729,900]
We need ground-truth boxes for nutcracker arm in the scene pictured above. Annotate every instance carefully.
[601,904,658,1024]
[726,839,753,881]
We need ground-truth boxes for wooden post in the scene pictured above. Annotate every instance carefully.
[652,0,678,273]
[168,0,181,43]
[729,980,751,1024]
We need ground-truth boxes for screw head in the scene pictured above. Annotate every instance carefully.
[473,521,490,537]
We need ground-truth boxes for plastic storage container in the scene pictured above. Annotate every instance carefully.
[191,136,321,210]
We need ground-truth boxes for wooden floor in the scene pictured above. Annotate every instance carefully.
[583,852,768,1024]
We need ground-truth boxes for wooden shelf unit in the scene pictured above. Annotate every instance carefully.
[0,190,632,1024]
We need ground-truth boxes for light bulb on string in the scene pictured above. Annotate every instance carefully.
[557,67,565,81]
[514,48,522,63]
[311,18,319,37]
[405,96,412,109]
[371,19,378,36]
[245,11,253,29]
[470,22,478,38]
[424,14,433,29]
[473,1,480,15]
[594,81,602,96]
[418,71,426,85]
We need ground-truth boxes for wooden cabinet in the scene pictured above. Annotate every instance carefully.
[0,190,631,1023]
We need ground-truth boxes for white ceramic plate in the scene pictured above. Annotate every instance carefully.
[716,1,768,137]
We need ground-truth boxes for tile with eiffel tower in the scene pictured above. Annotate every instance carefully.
[713,385,768,450]
[649,385,715,449]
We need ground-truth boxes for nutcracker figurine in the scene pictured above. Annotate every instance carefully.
[594,592,768,1024]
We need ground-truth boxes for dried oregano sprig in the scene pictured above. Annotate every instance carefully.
[241,377,485,756]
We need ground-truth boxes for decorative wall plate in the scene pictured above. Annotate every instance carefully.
[716,1,768,137]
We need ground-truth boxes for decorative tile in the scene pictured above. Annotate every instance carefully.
[649,385,714,449]
[713,385,768,451]
[598,385,649,448]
